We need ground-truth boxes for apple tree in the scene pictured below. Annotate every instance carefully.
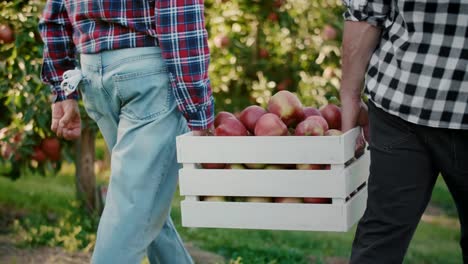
[205,0,344,113]
[0,0,98,211]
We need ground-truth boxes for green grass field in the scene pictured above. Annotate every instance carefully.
[0,162,461,264]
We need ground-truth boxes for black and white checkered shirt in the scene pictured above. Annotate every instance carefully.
[343,0,468,129]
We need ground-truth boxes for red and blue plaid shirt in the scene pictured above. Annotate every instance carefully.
[39,0,213,130]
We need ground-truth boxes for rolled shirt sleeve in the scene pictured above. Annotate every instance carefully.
[39,0,79,103]
[155,0,214,131]
[342,0,392,28]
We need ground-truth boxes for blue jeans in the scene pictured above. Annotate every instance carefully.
[79,47,193,264]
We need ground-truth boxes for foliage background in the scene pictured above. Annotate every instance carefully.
[0,0,343,175]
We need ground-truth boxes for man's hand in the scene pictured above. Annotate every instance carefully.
[342,99,370,142]
[51,100,81,140]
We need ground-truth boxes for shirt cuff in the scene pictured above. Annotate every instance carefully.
[343,1,390,28]
[50,84,79,103]
[183,98,215,131]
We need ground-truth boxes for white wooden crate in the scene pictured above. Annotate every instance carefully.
[176,128,370,232]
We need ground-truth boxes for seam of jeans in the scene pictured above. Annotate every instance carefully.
[80,77,104,122]
[104,54,163,71]
[113,68,168,82]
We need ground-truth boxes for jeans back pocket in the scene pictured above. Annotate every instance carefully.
[113,70,172,121]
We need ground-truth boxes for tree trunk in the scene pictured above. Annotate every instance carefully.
[75,127,97,213]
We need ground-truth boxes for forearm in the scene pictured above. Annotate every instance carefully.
[340,21,381,131]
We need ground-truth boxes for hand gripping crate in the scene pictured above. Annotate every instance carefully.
[176,128,370,232]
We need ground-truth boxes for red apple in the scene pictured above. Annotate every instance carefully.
[295,118,324,136]
[215,118,248,136]
[239,105,267,133]
[267,12,279,22]
[40,138,61,161]
[267,91,305,127]
[0,24,14,44]
[214,111,237,127]
[303,197,332,204]
[274,197,303,203]
[322,24,337,41]
[246,197,273,203]
[303,107,322,118]
[324,129,343,136]
[31,147,47,163]
[296,164,325,170]
[305,115,329,132]
[259,48,269,59]
[201,163,226,169]
[277,78,292,91]
[254,113,288,136]
[320,104,342,130]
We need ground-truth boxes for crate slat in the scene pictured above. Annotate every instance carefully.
[176,128,361,164]
[179,151,369,198]
[180,185,368,232]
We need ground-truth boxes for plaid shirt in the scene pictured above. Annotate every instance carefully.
[343,0,468,129]
[39,0,214,130]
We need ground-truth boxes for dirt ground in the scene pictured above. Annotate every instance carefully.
[0,236,225,264]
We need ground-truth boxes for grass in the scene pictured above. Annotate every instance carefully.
[171,177,461,264]
[0,161,462,263]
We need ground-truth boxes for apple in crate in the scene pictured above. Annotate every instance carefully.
[324,129,343,136]
[267,91,305,127]
[254,113,288,136]
[303,107,322,118]
[296,164,326,170]
[274,197,303,203]
[202,196,226,202]
[295,118,324,136]
[214,111,237,127]
[305,115,329,131]
[245,163,267,169]
[201,163,226,169]
[226,164,246,169]
[303,197,332,204]
[239,105,267,133]
[246,197,273,203]
[215,118,248,136]
[320,104,342,130]
[265,164,289,170]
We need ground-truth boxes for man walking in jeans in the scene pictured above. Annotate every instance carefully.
[39,0,213,263]
[340,0,467,263]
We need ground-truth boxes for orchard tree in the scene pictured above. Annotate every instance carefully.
[205,0,344,113]
[0,0,97,211]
